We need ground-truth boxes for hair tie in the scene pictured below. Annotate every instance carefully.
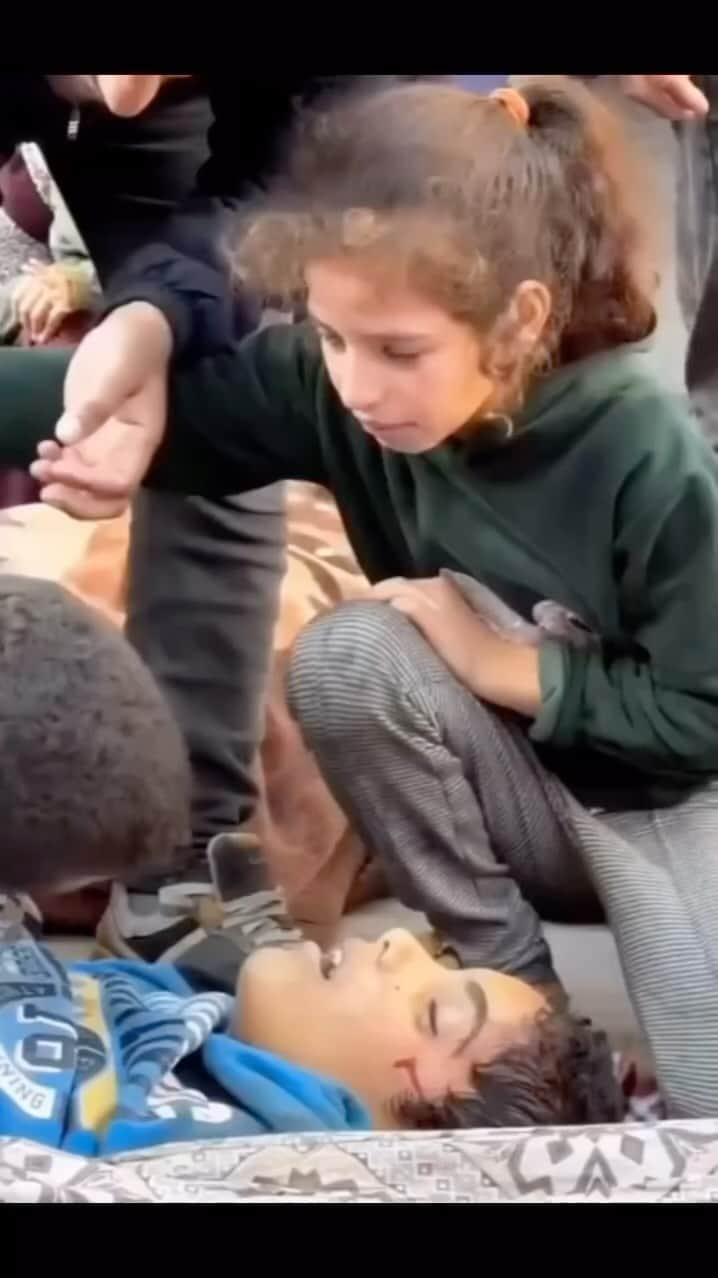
[490,87,530,129]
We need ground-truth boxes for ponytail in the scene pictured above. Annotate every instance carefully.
[520,78,657,360]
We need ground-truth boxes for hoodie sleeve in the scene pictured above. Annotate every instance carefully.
[147,322,327,493]
[531,416,718,782]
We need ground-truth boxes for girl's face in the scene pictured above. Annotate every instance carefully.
[306,259,498,453]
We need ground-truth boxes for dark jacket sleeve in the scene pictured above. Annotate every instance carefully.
[102,244,240,361]
[101,75,433,359]
[531,403,718,780]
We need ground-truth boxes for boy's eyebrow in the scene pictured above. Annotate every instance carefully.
[452,980,488,1058]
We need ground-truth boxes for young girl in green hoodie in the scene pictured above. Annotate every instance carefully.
[1,78,717,1120]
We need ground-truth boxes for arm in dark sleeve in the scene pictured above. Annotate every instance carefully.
[101,76,432,359]
[532,422,718,781]
[98,75,286,358]
[102,243,241,362]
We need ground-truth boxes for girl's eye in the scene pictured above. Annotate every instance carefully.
[384,348,421,362]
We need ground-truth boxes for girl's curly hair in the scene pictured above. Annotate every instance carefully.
[232,77,658,399]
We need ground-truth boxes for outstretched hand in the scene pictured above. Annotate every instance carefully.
[31,377,167,520]
[29,302,173,520]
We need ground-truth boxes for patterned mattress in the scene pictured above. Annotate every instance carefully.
[2,1122,717,1203]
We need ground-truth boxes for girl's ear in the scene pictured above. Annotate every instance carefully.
[510,280,552,351]
[481,280,552,394]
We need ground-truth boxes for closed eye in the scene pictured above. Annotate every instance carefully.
[382,347,423,362]
[428,999,439,1036]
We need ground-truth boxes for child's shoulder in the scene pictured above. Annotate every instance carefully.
[570,347,715,482]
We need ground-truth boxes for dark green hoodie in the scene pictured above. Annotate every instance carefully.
[2,324,718,809]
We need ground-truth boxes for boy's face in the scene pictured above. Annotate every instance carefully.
[237,929,546,1125]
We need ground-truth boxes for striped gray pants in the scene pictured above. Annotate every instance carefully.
[287,600,718,1119]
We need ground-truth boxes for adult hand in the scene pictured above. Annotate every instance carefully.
[620,76,709,121]
[31,375,168,519]
[29,301,173,520]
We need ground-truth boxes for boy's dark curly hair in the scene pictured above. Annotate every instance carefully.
[395,1007,625,1129]
[0,575,191,893]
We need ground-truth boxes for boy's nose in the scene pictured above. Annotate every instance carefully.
[376,928,427,973]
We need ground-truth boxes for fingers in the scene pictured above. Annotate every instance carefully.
[623,74,710,121]
[36,439,63,460]
[370,577,442,610]
[39,482,127,521]
[36,300,71,345]
[31,453,128,498]
[30,440,64,484]
[652,90,701,122]
[21,258,47,276]
[27,292,57,343]
[15,281,68,343]
[13,277,45,328]
[663,76,710,118]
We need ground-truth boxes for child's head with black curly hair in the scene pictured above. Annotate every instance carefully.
[0,575,190,894]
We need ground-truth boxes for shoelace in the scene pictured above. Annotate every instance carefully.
[157,882,302,948]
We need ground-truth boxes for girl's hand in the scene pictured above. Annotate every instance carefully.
[620,76,709,121]
[370,575,541,717]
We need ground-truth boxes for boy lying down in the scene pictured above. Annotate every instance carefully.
[0,577,623,1155]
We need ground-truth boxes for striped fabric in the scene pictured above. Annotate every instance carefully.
[287,600,718,1119]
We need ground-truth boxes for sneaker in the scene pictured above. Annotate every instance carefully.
[0,893,43,941]
[95,831,303,991]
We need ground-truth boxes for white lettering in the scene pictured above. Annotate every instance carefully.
[0,1044,54,1119]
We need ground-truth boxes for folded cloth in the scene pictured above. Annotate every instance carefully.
[0,920,369,1156]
